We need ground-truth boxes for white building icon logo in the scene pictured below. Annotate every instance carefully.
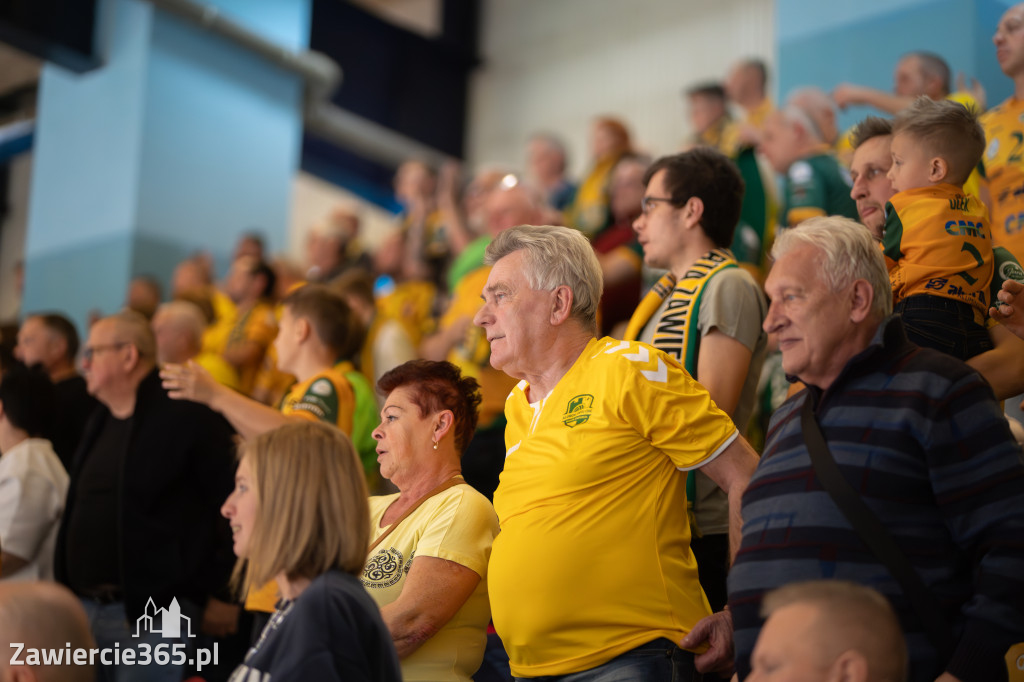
[133,597,195,638]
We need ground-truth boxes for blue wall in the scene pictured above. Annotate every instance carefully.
[778,0,1015,132]
[22,0,310,335]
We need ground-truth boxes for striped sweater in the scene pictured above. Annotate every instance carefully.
[729,316,1024,682]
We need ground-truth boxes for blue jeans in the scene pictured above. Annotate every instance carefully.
[895,294,992,361]
[80,599,196,682]
[514,638,697,682]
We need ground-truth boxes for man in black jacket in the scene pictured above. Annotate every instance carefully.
[56,310,238,681]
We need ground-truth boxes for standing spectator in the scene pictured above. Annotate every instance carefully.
[15,313,98,469]
[56,311,238,681]
[151,301,239,390]
[474,225,759,680]
[982,3,1024,260]
[692,217,1024,681]
[0,366,67,580]
[833,51,983,115]
[565,117,633,237]
[527,133,577,212]
[725,58,774,147]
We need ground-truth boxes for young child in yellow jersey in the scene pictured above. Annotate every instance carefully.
[883,96,994,360]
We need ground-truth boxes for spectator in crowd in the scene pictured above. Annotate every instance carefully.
[565,117,633,237]
[305,207,370,283]
[125,276,162,321]
[882,97,992,360]
[0,581,95,682]
[725,58,774,146]
[626,149,767,612]
[982,3,1024,260]
[232,231,266,263]
[594,154,646,336]
[786,86,845,161]
[685,82,738,153]
[849,116,1024,399]
[526,133,577,212]
[748,581,907,682]
[0,366,67,580]
[152,300,239,390]
[833,51,984,114]
[204,256,277,396]
[759,100,858,228]
[363,360,499,681]
[14,313,98,469]
[419,184,541,500]
[699,217,1024,681]
[56,311,238,681]
[222,421,401,682]
[474,225,759,680]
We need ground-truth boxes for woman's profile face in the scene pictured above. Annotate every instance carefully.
[221,456,259,557]
[372,385,435,486]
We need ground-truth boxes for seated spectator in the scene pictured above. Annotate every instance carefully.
[363,360,499,681]
[0,581,94,682]
[125,275,162,321]
[14,313,98,469]
[686,82,739,153]
[750,581,907,682]
[760,102,858,228]
[152,300,239,390]
[565,116,633,237]
[526,133,577,212]
[0,366,68,580]
[884,97,992,360]
[222,421,401,682]
[233,230,266,263]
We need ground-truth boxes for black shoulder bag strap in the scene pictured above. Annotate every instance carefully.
[800,397,953,652]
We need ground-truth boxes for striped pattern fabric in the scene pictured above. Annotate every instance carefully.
[728,317,1024,682]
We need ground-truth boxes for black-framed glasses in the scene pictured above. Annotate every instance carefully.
[640,196,675,214]
[83,342,130,361]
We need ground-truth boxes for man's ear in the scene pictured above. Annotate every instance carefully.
[929,156,949,184]
[295,317,312,343]
[682,196,705,229]
[849,279,875,323]
[550,285,575,326]
[825,649,870,682]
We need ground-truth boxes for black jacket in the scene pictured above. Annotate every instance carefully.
[56,369,237,620]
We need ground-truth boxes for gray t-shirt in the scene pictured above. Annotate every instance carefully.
[639,266,767,534]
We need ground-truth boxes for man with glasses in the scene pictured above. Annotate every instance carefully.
[626,148,767,613]
[55,310,238,682]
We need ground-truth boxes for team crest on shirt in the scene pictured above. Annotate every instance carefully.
[310,379,333,396]
[562,394,594,428]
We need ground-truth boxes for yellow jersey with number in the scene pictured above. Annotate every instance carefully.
[981,96,1024,260]
[489,337,737,678]
[883,184,994,316]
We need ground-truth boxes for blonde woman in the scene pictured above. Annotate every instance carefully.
[222,422,400,682]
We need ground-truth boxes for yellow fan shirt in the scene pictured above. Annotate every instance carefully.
[490,337,738,677]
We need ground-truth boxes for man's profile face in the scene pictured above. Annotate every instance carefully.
[850,135,895,239]
[763,244,855,388]
[14,317,54,369]
[749,603,831,682]
[759,113,798,174]
[633,169,684,270]
[82,320,129,399]
[893,56,926,97]
[995,5,1024,78]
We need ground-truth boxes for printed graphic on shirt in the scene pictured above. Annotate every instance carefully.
[361,548,405,588]
[562,395,594,428]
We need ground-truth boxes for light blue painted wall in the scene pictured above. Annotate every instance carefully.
[22,0,310,336]
[778,0,1014,132]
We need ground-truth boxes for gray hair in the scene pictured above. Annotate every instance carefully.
[484,225,603,332]
[786,86,836,141]
[155,301,206,346]
[772,217,892,319]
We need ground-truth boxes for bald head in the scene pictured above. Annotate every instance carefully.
[0,582,94,682]
[484,183,546,237]
[152,301,206,365]
[753,581,907,682]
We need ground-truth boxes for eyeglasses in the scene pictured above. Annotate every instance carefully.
[640,196,675,214]
[83,342,130,361]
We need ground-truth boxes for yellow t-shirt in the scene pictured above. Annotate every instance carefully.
[441,266,518,428]
[883,183,994,317]
[981,96,1024,260]
[362,483,499,682]
[245,367,356,612]
[194,351,239,391]
[203,301,277,396]
[490,337,738,677]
